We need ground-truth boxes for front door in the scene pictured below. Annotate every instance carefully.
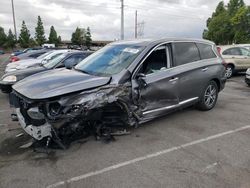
[132,44,179,120]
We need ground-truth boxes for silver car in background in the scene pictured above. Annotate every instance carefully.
[217,45,250,78]
[5,49,70,73]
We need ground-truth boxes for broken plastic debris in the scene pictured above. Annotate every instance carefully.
[19,142,33,149]
[16,133,24,137]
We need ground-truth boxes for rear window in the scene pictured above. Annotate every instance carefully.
[197,43,217,59]
[172,42,200,66]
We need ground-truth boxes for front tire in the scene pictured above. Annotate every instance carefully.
[196,81,218,111]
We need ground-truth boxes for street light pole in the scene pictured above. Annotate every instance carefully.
[11,0,17,40]
[135,10,137,39]
[120,0,124,40]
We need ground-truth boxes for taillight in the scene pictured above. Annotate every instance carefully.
[10,56,20,62]
[217,47,221,55]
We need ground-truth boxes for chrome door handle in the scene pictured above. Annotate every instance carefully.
[169,77,179,82]
[202,67,208,72]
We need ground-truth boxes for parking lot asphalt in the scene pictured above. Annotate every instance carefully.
[0,54,250,188]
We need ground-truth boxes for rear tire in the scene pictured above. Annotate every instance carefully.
[225,65,234,79]
[196,81,218,111]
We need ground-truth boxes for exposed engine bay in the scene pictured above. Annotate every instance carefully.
[10,83,141,149]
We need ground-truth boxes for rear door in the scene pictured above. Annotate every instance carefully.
[171,42,217,102]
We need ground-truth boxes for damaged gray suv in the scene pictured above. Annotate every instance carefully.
[10,38,226,148]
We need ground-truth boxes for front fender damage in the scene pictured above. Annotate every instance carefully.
[15,83,142,149]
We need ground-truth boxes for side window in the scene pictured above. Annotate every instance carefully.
[222,48,241,55]
[63,55,85,67]
[172,42,200,66]
[196,43,217,59]
[48,53,62,60]
[139,45,168,75]
[240,48,250,56]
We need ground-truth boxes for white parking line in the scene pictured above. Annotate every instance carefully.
[47,125,250,188]
[0,110,11,113]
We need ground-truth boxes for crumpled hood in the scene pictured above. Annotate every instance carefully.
[13,68,111,100]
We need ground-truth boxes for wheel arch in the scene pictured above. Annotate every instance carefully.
[211,78,220,91]
[226,62,235,69]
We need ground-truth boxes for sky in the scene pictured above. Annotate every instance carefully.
[1,0,250,41]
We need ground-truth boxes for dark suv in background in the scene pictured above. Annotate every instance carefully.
[11,38,226,148]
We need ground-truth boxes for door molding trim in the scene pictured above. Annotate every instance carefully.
[142,97,199,115]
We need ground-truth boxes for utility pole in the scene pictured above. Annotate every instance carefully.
[137,21,145,38]
[135,10,137,39]
[120,0,124,40]
[11,0,17,40]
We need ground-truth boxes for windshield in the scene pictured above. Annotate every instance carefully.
[43,53,68,69]
[75,44,145,76]
[37,51,54,60]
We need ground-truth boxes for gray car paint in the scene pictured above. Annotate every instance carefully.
[13,68,111,100]
[11,38,226,144]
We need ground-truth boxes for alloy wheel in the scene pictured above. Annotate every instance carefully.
[225,67,233,78]
[204,84,217,107]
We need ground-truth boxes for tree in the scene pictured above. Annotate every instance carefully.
[228,0,245,16]
[71,27,86,46]
[57,35,62,46]
[35,16,46,46]
[29,38,38,47]
[29,38,37,47]
[5,29,16,48]
[203,0,250,44]
[0,27,6,47]
[85,27,92,49]
[212,1,226,17]
[48,26,58,46]
[19,21,30,48]
[231,6,250,43]
[204,1,232,44]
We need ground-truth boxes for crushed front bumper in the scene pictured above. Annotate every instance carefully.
[16,108,52,140]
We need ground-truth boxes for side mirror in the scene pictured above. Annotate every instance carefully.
[65,62,76,69]
[136,73,147,87]
[41,59,48,64]
[136,73,146,79]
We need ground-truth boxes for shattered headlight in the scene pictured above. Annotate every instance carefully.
[49,102,61,116]
[2,75,17,82]
[27,107,45,120]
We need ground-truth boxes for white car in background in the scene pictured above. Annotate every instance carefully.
[5,49,70,73]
